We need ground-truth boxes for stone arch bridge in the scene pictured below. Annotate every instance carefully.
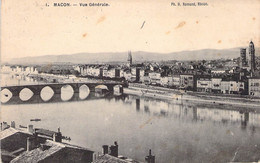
[1,82,127,104]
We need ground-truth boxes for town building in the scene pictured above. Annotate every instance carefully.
[248,77,260,96]
[229,81,245,94]
[179,74,196,90]
[211,78,222,93]
[1,65,13,73]
[143,75,151,85]
[149,71,164,86]
[172,75,180,88]
[160,76,173,87]
[139,69,146,83]
[220,80,245,94]
[197,78,212,92]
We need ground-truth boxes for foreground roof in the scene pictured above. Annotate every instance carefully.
[93,154,142,163]
[11,140,94,163]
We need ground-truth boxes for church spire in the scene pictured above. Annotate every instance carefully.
[127,51,132,67]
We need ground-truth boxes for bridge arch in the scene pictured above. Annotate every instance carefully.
[113,85,123,95]
[95,85,109,94]
[61,84,74,101]
[40,86,55,102]
[79,84,90,100]
[1,88,13,103]
[19,88,34,101]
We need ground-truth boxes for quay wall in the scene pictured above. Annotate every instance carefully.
[124,85,260,109]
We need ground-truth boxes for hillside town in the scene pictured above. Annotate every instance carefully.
[2,41,260,97]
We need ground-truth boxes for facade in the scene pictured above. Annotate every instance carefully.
[180,74,196,90]
[229,81,244,94]
[172,75,180,88]
[115,69,120,78]
[130,67,141,82]
[197,78,212,92]
[86,66,100,77]
[221,80,245,94]
[211,78,222,93]
[248,77,260,96]
[160,76,173,87]
[220,81,230,94]
[139,69,145,83]
[149,71,162,85]
[143,75,151,85]
[123,71,133,81]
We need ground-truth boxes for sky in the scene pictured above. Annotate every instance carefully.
[1,0,260,62]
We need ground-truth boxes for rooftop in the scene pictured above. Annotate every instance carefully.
[93,154,141,163]
[1,126,94,163]
[10,139,94,163]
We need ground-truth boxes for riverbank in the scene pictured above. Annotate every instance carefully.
[124,84,260,109]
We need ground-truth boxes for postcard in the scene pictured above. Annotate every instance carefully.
[1,0,260,162]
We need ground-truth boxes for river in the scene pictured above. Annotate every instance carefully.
[1,73,260,162]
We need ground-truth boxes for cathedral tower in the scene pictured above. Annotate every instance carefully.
[248,41,256,72]
[240,48,247,68]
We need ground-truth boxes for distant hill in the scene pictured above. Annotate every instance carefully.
[8,47,260,65]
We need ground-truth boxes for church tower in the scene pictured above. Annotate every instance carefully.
[240,48,247,68]
[248,41,256,73]
[127,51,132,67]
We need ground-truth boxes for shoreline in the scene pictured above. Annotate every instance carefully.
[124,85,260,109]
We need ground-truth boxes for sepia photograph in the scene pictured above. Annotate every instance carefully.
[1,0,260,162]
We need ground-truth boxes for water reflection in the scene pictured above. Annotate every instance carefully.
[120,95,260,130]
[136,99,140,112]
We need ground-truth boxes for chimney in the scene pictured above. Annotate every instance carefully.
[28,125,34,133]
[53,132,62,142]
[27,133,40,152]
[11,121,15,128]
[40,144,51,151]
[2,122,9,130]
[27,136,38,152]
[145,149,155,163]
[102,145,109,155]
[109,141,118,157]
